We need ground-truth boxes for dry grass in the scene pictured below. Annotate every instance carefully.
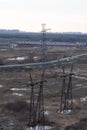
[0,46,87,129]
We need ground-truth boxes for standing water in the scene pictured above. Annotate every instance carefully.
[26,125,52,130]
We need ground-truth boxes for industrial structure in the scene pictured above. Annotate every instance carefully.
[60,65,74,114]
[0,25,87,130]
[27,24,48,129]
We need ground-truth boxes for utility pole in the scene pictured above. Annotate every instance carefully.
[42,24,46,62]
[41,24,50,62]
[66,64,73,110]
[35,24,49,128]
[28,24,49,129]
[60,65,73,114]
[27,70,39,127]
[60,66,68,112]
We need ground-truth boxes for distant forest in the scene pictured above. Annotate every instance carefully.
[0,32,87,43]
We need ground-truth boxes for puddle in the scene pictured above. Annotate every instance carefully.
[11,88,27,91]
[0,85,3,88]
[7,58,15,61]
[80,96,87,102]
[44,110,49,115]
[33,56,40,61]
[26,125,52,130]
[12,93,23,96]
[16,56,28,61]
[8,119,14,126]
[74,75,87,80]
[7,56,28,61]
[76,84,82,87]
[58,109,72,114]
[0,49,7,51]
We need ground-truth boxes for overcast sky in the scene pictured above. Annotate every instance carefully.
[0,0,87,32]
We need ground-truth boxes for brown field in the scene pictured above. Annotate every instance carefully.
[0,46,87,130]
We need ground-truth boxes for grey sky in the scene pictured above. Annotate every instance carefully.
[0,0,87,32]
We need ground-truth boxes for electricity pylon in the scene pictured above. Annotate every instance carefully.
[66,64,73,110]
[60,65,74,113]
[60,66,68,112]
[28,24,49,129]
[27,71,38,127]
[34,24,48,128]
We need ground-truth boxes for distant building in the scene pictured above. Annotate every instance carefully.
[0,29,20,33]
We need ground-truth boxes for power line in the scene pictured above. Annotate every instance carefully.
[0,52,87,68]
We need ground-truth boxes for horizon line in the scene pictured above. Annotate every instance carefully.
[0,29,87,34]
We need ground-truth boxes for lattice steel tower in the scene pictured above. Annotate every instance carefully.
[60,65,73,113]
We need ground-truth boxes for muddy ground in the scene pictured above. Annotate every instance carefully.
[0,46,87,130]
